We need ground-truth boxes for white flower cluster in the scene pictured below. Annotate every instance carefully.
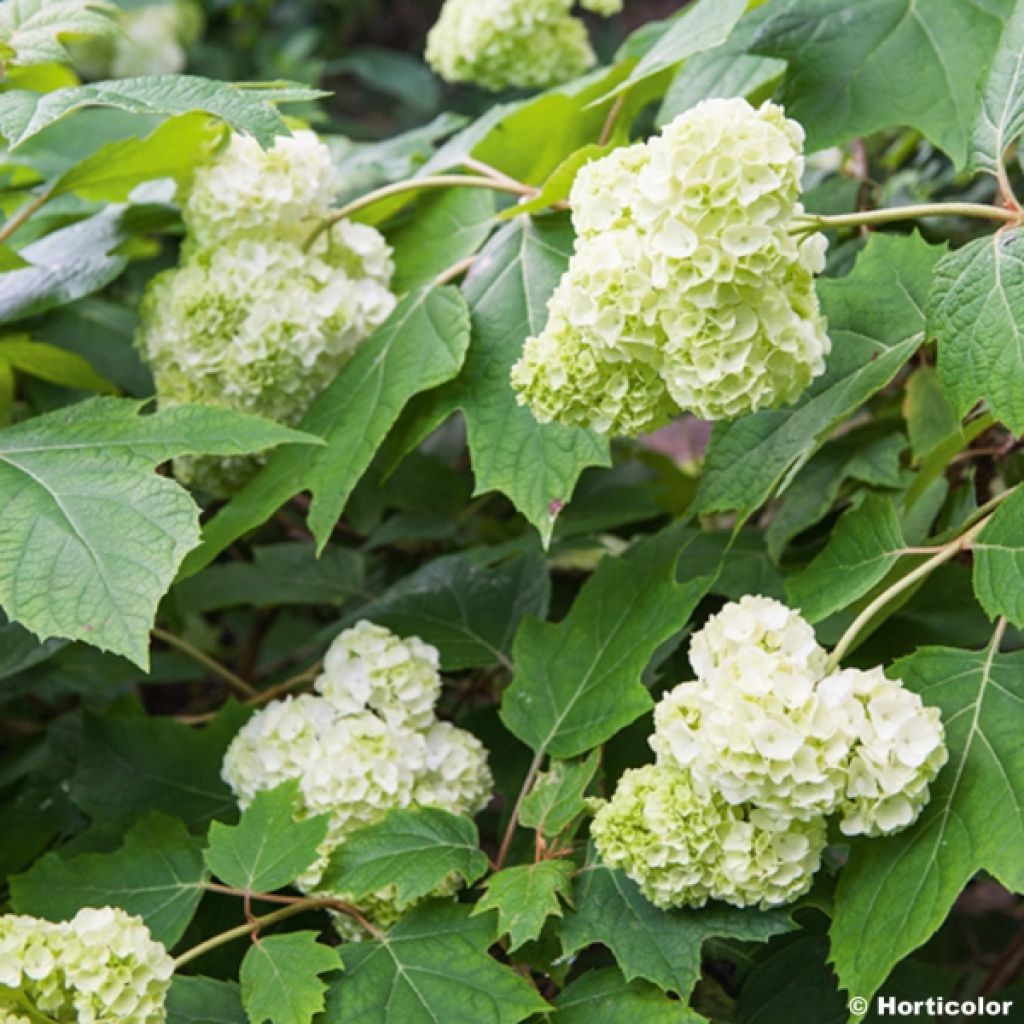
[592,596,947,910]
[75,1,202,79]
[222,621,493,935]
[136,131,396,496]
[425,0,621,92]
[0,908,173,1024]
[512,98,830,436]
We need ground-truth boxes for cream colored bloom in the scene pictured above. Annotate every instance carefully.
[512,99,830,435]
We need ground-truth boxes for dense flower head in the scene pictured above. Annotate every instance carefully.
[822,667,948,837]
[425,0,620,92]
[593,596,948,910]
[0,908,173,1024]
[183,131,337,247]
[137,227,395,495]
[511,98,830,435]
[223,621,492,932]
[315,620,441,730]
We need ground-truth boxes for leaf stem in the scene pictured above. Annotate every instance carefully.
[151,626,256,699]
[795,202,1020,233]
[826,515,992,671]
[0,188,53,247]
[598,93,627,147]
[495,751,544,870]
[304,174,535,251]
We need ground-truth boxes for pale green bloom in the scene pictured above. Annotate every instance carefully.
[137,229,394,496]
[223,622,493,935]
[0,909,172,1024]
[425,0,616,91]
[183,131,337,247]
[512,98,830,435]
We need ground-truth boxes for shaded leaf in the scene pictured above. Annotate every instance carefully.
[903,366,961,463]
[319,808,488,907]
[554,968,701,1023]
[696,232,941,518]
[167,977,247,1024]
[0,333,116,392]
[972,485,1024,628]
[520,752,599,838]
[205,781,329,895]
[10,812,206,947]
[561,862,794,997]
[786,494,906,623]
[500,523,719,759]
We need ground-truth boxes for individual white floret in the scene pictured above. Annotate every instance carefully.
[137,229,395,495]
[512,99,830,435]
[425,0,608,92]
[0,909,173,1024]
[184,130,337,246]
[315,620,442,730]
[820,667,948,837]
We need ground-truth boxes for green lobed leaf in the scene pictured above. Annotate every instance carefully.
[0,0,116,66]
[0,76,324,150]
[348,547,549,671]
[520,751,599,838]
[970,0,1024,173]
[388,188,496,293]
[553,967,702,1023]
[10,812,206,947]
[829,645,1024,1004]
[0,333,116,393]
[50,113,225,202]
[972,486,1024,627]
[597,0,748,103]
[561,862,795,998]
[240,932,340,1024]
[319,808,488,907]
[180,286,471,576]
[786,494,906,623]
[696,232,942,518]
[70,703,249,832]
[390,217,609,545]
[500,522,719,759]
[752,0,1013,164]
[167,977,247,1024]
[205,781,329,895]
[0,397,321,666]
[930,229,1024,434]
[326,902,549,1024]
[473,861,573,951]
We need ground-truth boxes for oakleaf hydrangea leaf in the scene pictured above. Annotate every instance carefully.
[240,932,340,1024]
[473,861,573,951]
[500,522,719,759]
[10,812,206,947]
[972,486,1024,628]
[205,781,330,895]
[553,968,703,1023]
[520,752,599,838]
[327,903,549,1024]
[561,861,795,997]
[970,0,1024,173]
[0,0,116,67]
[830,646,1024,1004]
[319,808,488,908]
[167,977,246,1024]
[0,398,321,667]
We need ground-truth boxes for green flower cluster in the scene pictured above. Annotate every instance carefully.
[0,908,173,1024]
[592,596,948,910]
[222,621,493,937]
[512,98,830,436]
[136,131,395,495]
[425,0,621,92]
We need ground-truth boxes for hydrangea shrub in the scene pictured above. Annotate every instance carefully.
[2,1,1024,1022]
